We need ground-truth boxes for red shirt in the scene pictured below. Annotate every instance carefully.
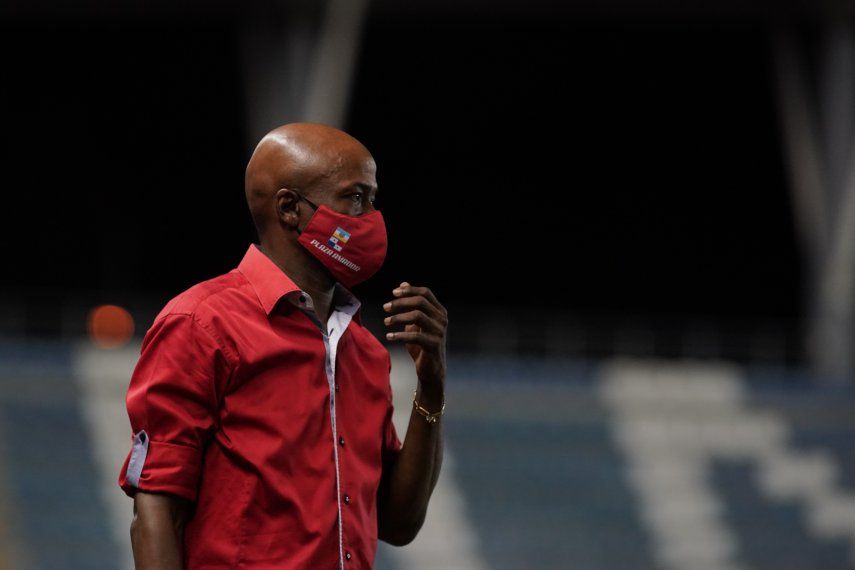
[117,243,403,569]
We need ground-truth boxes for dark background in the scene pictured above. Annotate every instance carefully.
[0,12,801,340]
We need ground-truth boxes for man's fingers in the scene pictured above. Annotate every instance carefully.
[391,284,447,318]
[384,295,447,325]
[384,309,444,335]
[385,330,442,350]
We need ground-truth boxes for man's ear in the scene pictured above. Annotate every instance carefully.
[275,188,302,230]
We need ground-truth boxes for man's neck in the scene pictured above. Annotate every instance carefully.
[258,239,336,324]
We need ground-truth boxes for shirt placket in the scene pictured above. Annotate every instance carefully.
[295,291,355,569]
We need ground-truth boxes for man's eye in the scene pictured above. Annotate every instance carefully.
[351,193,363,203]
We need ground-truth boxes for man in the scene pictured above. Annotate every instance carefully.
[117,123,448,569]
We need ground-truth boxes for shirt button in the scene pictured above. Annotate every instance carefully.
[345,552,352,561]
[344,494,350,504]
[339,435,345,446]
[335,383,340,391]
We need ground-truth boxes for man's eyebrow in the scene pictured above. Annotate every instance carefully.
[338,182,378,194]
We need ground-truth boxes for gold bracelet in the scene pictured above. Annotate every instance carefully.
[412,389,445,424]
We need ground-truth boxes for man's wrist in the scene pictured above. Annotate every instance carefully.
[415,383,444,412]
[416,382,445,404]
[413,389,445,424]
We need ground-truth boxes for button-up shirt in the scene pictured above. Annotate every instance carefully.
[117,243,403,568]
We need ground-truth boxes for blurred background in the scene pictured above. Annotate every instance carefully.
[2,0,855,568]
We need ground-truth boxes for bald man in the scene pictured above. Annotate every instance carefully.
[117,123,447,569]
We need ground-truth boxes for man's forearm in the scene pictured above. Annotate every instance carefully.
[131,492,189,570]
[421,385,445,493]
[379,281,448,545]
[378,383,444,544]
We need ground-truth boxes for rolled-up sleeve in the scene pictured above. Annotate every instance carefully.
[117,313,233,503]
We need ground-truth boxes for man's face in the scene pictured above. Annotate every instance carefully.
[311,148,379,218]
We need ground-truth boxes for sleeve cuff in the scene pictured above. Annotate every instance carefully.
[118,431,203,503]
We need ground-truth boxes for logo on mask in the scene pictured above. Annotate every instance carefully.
[328,227,351,252]
[296,202,386,287]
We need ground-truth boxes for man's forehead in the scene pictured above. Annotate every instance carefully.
[330,152,376,181]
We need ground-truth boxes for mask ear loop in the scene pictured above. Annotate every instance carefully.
[298,193,320,211]
[293,192,319,236]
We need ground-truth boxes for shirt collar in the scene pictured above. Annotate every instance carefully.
[236,243,362,324]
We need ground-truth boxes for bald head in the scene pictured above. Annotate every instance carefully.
[245,123,376,239]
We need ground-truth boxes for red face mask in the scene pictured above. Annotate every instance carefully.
[294,193,388,288]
